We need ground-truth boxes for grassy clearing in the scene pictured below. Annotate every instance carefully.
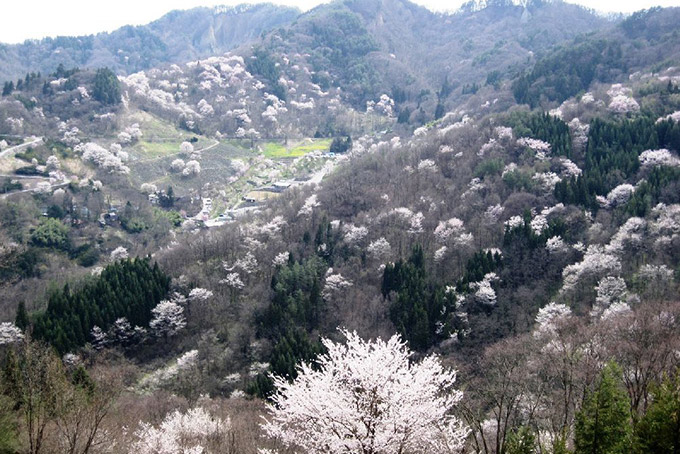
[261,138,332,158]
[126,111,214,158]
[134,141,183,158]
[245,190,281,202]
[127,111,182,140]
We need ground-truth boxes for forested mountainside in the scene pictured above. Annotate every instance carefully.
[1,0,680,453]
[0,3,299,82]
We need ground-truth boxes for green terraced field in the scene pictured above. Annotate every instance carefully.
[261,139,331,158]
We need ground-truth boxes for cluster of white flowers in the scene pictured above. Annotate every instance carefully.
[639,149,680,168]
[149,301,186,337]
[580,92,595,104]
[272,251,290,267]
[220,272,244,290]
[298,194,320,217]
[484,204,505,223]
[228,252,258,275]
[478,138,502,157]
[517,137,551,158]
[33,182,52,194]
[132,406,230,454]
[386,207,417,230]
[434,246,448,263]
[45,155,60,171]
[472,273,498,306]
[140,183,157,194]
[546,236,569,254]
[262,330,469,454]
[608,84,640,114]
[117,123,142,144]
[188,287,213,302]
[110,246,129,261]
[366,94,394,117]
[530,215,549,235]
[5,117,24,133]
[637,263,674,282]
[562,245,622,292]
[534,302,572,338]
[568,118,590,150]
[657,110,680,123]
[230,158,249,176]
[532,171,561,192]
[0,322,24,345]
[591,276,631,319]
[602,184,635,208]
[605,217,647,255]
[197,99,215,116]
[289,99,315,110]
[180,141,194,154]
[61,126,81,146]
[93,317,147,349]
[256,215,287,238]
[413,126,428,137]
[505,215,524,230]
[322,269,353,300]
[342,224,369,245]
[79,142,130,174]
[607,83,633,98]
[650,203,680,240]
[182,160,201,177]
[434,217,465,243]
[122,71,200,119]
[462,177,485,199]
[170,159,186,172]
[408,211,425,234]
[502,162,518,177]
[494,126,513,141]
[417,159,438,172]
[138,350,199,390]
[559,157,582,177]
[366,237,391,261]
[601,302,633,320]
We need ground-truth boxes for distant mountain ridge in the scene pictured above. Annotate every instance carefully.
[244,0,612,108]
[0,3,300,82]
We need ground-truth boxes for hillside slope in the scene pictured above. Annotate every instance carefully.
[0,3,299,82]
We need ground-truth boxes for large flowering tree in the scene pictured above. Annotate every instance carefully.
[262,330,469,454]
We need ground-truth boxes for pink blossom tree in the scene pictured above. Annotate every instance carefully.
[262,330,469,454]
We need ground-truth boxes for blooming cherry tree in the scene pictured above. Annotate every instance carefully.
[366,238,391,261]
[149,301,186,338]
[534,302,572,338]
[132,406,231,454]
[182,160,201,177]
[0,322,24,345]
[639,149,680,168]
[262,330,469,454]
[591,276,630,319]
[322,270,353,300]
[110,246,129,261]
[180,141,194,154]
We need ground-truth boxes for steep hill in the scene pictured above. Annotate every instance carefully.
[2,3,680,452]
[239,0,612,113]
[0,3,299,82]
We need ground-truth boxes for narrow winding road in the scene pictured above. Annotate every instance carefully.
[0,137,43,159]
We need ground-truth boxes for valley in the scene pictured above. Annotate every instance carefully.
[1,1,680,453]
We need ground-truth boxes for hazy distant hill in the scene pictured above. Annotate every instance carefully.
[244,0,612,109]
[0,3,299,81]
